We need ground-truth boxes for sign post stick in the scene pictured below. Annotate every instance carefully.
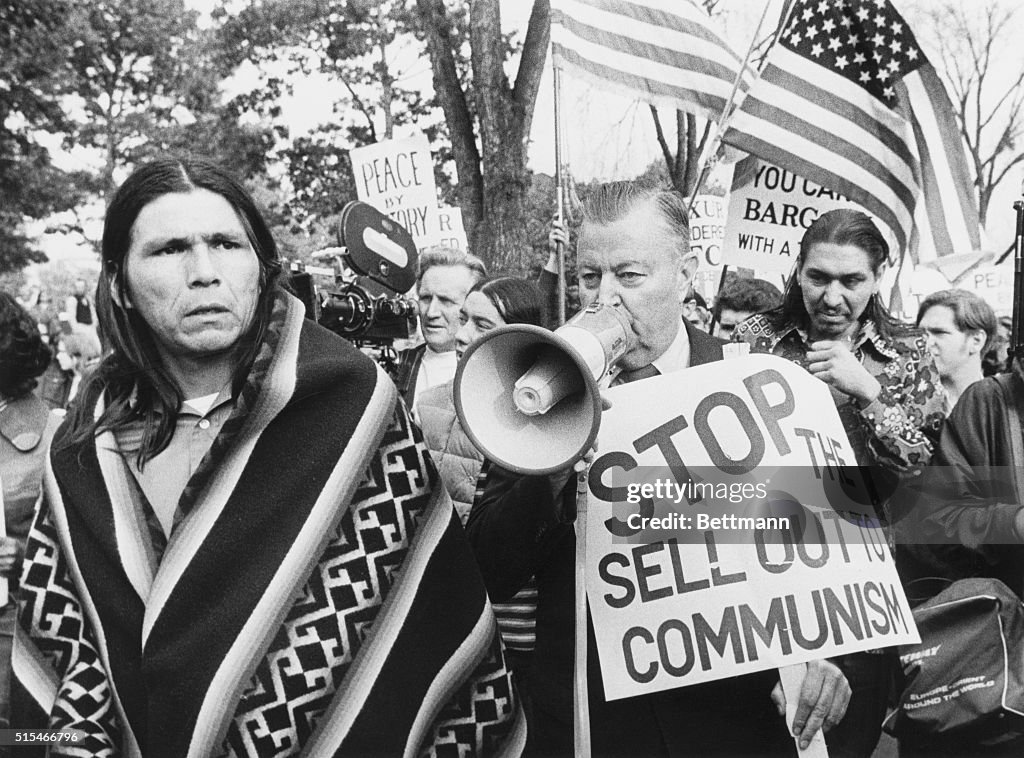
[573,471,591,758]
[553,55,568,326]
[708,264,730,334]
[779,663,829,758]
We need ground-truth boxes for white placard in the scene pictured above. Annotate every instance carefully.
[958,263,1014,316]
[438,206,469,251]
[349,134,441,249]
[689,194,727,301]
[586,354,919,701]
[722,159,861,274]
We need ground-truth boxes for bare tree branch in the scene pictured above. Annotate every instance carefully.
[512,0,549,142]
[649,105,673,172]
[415,0,482,231]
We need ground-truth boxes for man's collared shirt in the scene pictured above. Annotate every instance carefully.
[413,348,458,414]
[733,314,945,474]
[111,385,234,539]
[652,320,692,376]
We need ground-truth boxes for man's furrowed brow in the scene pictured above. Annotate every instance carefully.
[140,234,191,252]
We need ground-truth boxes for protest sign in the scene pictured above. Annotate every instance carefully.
[349,134,441,248]
[438,205,469,251]
[689,194,726,301]
[586,354,919,701]
[722,159,859,274]
[959,263,1014,316]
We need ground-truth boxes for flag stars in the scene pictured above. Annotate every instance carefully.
[877,68,890,81]
[873,32,886,47]
[892,21,903,34]
[789,31,802,46]
[835,54,849,70]
[829,36,842,51]
[803,6,815,21]
[884,86,895,99]
[811,42,824,57]
[840,14,853,28]
[887,58,900,72]
[848,33,860,46]
[859,70,872,83]
[907,47,919,61]
[890,39,902,55]
[823,18,836,33]
[817,0,830,14]
[857,7,870,21]
[853,51,866,65]
[875,13,886,27]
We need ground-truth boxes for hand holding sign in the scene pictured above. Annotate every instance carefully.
[773,660,851,752]
[548,394,613,504]
[585,355,919,703]
[806,341,882,406]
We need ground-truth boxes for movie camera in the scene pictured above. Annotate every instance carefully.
[289,201,419,374]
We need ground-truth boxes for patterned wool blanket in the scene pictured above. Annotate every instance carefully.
[13,291,525,757]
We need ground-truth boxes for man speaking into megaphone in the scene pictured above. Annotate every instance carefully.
[464,183,851,757]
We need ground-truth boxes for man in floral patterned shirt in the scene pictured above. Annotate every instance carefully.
[733,208,945,758]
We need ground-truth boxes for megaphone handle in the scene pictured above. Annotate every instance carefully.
[573,472,592,758]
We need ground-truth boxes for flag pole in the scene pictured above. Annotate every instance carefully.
[553,42,590,758]
[553,55,568,327]
[685,0,777,216]
[695,0,778,335]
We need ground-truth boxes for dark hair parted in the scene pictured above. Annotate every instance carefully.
[767,208,910,341]
[472,277,546,329]
[0,292,52,399]
[716,277,783,314]
[917,288,998,354]
[68,157,284,466]
[580,182,690,260]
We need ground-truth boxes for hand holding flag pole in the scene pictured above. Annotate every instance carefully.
[1011,177,1024,362]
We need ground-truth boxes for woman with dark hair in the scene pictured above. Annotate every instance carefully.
[418,276,546,519]
[734,208,945,758]
[418,275,546,720]
[0,291,60,727]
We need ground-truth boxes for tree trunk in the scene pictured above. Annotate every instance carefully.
[471,0,528,269]
[416,0,483,248]
[417,0,548,270]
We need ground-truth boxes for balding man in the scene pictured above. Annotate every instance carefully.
[467,183,849,757]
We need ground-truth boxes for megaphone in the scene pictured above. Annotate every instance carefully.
[454,304,636,475]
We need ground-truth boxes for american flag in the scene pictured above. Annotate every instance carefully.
[722,0,979,262]
[551,0,754,123]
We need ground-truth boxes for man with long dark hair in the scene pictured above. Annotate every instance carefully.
[12,158,524,757]
[733,208,946,758]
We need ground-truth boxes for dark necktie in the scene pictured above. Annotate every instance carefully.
[613,364,660,386]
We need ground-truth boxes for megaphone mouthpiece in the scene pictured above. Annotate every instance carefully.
[512,346,581,415]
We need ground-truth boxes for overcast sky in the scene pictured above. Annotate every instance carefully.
[37,0,1024,263]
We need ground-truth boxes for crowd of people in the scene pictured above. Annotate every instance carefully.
[0,156,1020,757]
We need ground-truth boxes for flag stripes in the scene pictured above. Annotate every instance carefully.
[722,0,980,263]
[901,65,981,262]
[724,45,918,253]
[551,0,752,122]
